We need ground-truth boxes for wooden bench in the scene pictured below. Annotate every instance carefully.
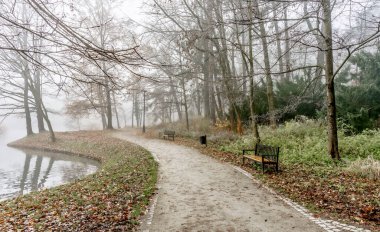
[242,144,279,172]
[163,130,175,141]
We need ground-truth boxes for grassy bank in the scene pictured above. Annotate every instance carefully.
[151,119,379,230]
[0,131,158,231]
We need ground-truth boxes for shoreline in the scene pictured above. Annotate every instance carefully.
[7,140,102,163]
[0,130,158,231]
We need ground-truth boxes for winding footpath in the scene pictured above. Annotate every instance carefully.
[114,131,362,232]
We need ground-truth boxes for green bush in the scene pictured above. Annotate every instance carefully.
[221,120,380,168]
[340,129,380,160]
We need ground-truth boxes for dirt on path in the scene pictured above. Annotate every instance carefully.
[113,131,323,232]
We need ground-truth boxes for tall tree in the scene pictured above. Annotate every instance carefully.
[322,0,340,160]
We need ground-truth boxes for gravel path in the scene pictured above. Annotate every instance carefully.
[114,131,323,232]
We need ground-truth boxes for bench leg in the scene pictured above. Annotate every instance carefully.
[242,156,245,165]
[276,162,279,172]
[262,162,265,173]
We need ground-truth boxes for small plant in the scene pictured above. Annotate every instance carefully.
[346,156,380,180]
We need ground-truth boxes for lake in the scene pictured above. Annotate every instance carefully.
[0,125,99,201]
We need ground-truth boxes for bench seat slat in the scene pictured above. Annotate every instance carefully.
[242,144,280,172]
[243,155,273,163]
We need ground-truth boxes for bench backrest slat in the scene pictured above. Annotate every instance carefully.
[164,130,175,135]
[255,144,279,161]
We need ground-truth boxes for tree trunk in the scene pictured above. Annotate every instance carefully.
[241,30,248,93]
[256,1,276,129]
[23,69,33,136]
[203,39,211,119]
[98,84,107,129]
[272,2,285,80]
[32,35,45,133]
[229,107,236,132]
[34,60,45,132]
[21,18,33,136]
[22,52,46,135]
[143,90,146,133]
[213,0,243,134]
[131,92,135,128]
[248,1,260,141]
[27,70,46,133]
[168,101,173,123]
[112,92,121,129]
[234,0,260,139]
[304,2,325,81]
[25,66,55,142]
[181,78,190,131]
[169,76,182,120]
[209,56,217,124]
[41,100,56,142]
[230,47,237,90]
[123,109,127,127]
[134,92,140,127]
[215,79,224,120]
[284,3,291,80]
[322,0,340,160]
[195,79,202,116]
[105,81,113,130]
[326,81,340,160]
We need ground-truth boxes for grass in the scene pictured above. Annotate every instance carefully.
[0,131,158,231]
[220,120,380,172]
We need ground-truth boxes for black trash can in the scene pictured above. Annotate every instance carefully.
[199,135,207,146]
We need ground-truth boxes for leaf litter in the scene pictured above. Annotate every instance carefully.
[153,133,380,231]
[0,131,158,231]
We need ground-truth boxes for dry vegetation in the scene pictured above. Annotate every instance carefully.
[347,156,380,180]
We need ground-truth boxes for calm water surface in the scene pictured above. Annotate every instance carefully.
[0,127,99,200]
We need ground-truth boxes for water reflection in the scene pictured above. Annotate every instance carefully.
[19,154,32,194]
[0,148,99,200]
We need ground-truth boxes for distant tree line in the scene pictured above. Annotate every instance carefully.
[140,0,380,160]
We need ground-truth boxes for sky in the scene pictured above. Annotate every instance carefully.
[119,0,144,22]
